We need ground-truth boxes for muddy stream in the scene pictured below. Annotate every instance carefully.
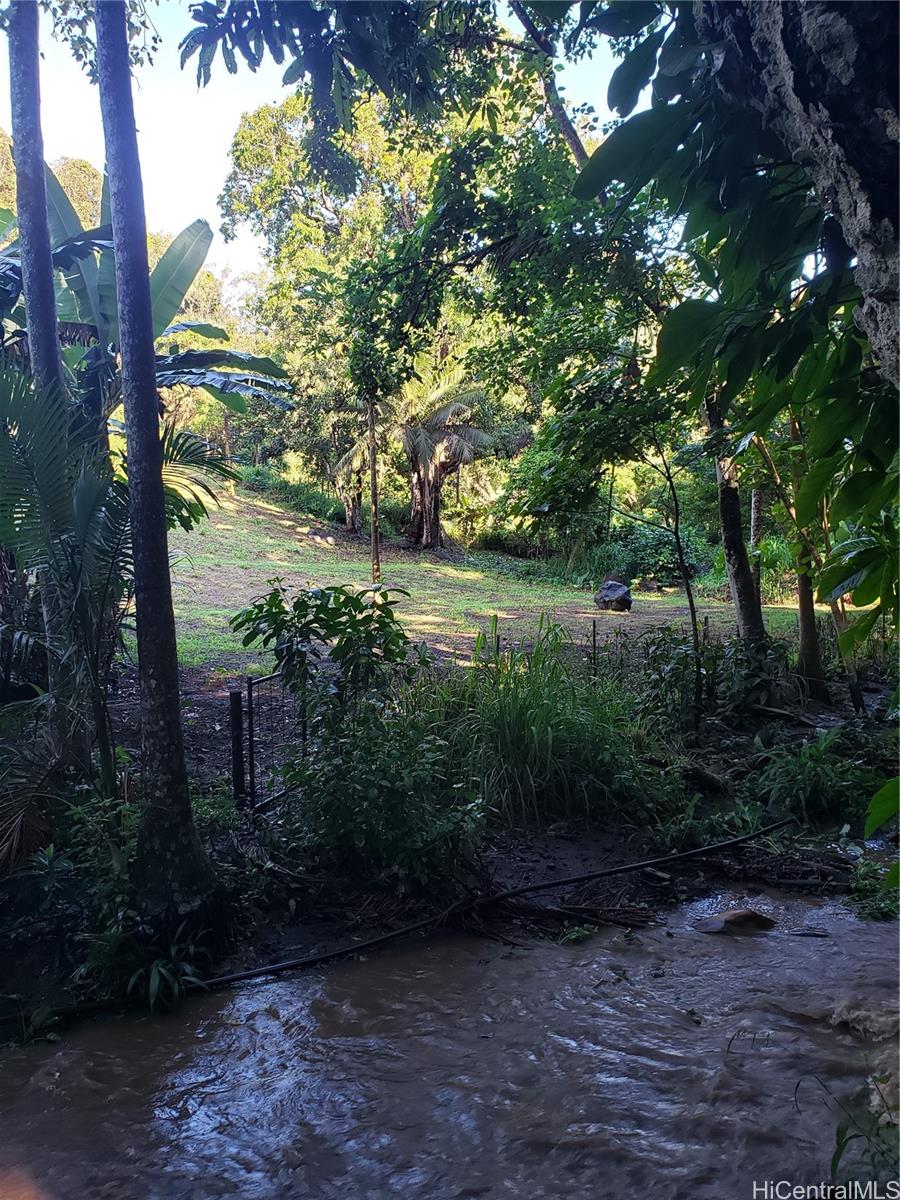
[1,891,897,1199]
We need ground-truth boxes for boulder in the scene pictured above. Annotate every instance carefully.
[594,580,632,612]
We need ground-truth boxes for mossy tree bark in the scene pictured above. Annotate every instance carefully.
[695,0,899,387]
[94,0,215,929]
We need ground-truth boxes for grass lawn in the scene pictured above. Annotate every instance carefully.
[166,490,808,683]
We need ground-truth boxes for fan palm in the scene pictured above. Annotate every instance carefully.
[337,365,489,550]
[397,366,490,549]
[0,368,232,805]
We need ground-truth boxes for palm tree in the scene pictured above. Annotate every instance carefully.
[94,0,214,929]
[338,367,489,552]
[398,367,489,550]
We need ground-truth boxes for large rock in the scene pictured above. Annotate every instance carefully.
[594,580,632,612]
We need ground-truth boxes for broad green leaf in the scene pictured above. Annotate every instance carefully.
[648,298,724,386]
[525,1,575,17]
[149,219,213,339]
[160,322,229,342]
[156,347,288,378]
[586,1,660,36]
[45,166,102,330]
[201,383,248,413]
[282,57,304,85]
[574,103,694,200]
[817,548,882,602]
[44,164,84,242]
[864,776,899,838]
[607,30,664,117]
[0,208,16,243]
[794,453,840,527]
[97,171,116,343]
[830,470,889,525]
[838,603,881,653]
[690,251,718,291]
[720,333,761,406]
[658,41,712,77]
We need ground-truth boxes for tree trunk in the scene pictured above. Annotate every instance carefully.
[407,469,424,544]
[366,397,381,583]
[705,397,767,642]
[787,417,828,702]
[509,0,589,166]
[94,0,214,929]
[796,567,829,702]
[421,465,448,550]
[420,471,436,549]
[430,469,443,549]
[346,469,363,535]
[695,1,899,387]
[8,0,63,396]
[748,488,763,606]
[8,0,91,775]
[221,412,235,495]
[754,426,863,713]
[654,441,703,729]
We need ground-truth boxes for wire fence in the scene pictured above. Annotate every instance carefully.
[226,610,896,812]
[230,671,307,810]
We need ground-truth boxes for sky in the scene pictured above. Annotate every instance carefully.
[0,1,618,280]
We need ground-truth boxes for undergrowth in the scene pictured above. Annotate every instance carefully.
[402,617,682,828]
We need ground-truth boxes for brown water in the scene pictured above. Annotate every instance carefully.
[1,892,897,1200]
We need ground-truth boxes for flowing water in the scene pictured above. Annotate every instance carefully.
[1,892,897,1199]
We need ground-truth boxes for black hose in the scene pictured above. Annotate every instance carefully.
[0,816,797,1030]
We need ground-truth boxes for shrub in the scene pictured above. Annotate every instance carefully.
[283,714,483,885]
[633,626,794,730]
[231,580,415,710]
[749,728,887,825]
[601,522,711,585]
[695,536,797,605]
[470,522,712,588]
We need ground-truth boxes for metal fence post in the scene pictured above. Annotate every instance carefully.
[246,675,256,808]
[592,619,598,677]
[229,689,245,807]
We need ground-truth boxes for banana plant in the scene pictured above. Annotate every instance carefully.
[2,165,292,418]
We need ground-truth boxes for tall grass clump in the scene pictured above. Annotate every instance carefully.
[405,618,681,826]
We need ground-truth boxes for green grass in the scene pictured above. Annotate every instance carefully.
[166,489,819,677]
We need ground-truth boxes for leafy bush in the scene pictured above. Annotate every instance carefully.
[600,522,711,585]
[373,497,408,537]
[848,858,900,920]
[283,714,483,885]
[471,521,711,588]
[232,581,416,712]
[403,619,682,826]
[634,627,793,729]
[749,729,886,825]
[695,536,796,604]
[233,581,484,886]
